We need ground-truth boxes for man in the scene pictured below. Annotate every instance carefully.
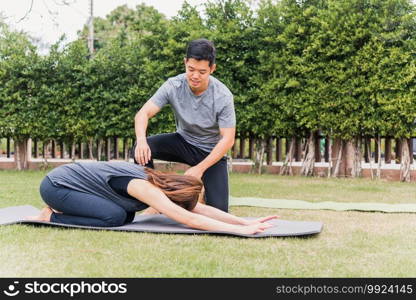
[133,39,235,212]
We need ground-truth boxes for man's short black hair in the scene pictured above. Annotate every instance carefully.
[186,39,216,67]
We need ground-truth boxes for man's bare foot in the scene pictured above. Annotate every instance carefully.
[25,207,53,222]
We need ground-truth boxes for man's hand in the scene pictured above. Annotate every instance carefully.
[184,165,205,180]
[135,137,151,165]
[134,100,161,165]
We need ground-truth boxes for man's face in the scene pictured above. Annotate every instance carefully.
[184,58,216,92]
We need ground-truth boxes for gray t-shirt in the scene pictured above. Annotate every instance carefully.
[150,73,236,152]
[47,162,149,212]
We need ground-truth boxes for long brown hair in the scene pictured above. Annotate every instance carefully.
[144,167,203,211]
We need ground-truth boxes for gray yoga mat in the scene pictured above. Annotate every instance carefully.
[0,205,323,238]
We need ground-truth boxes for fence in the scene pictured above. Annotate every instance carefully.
[233,136,415,165]
[1,136,415,165]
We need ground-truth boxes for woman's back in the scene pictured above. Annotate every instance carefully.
[47,162,149,212]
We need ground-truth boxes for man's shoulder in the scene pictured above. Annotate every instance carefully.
[210,75,233,101]
[166,73,187,89]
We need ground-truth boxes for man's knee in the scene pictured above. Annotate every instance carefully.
[203,182,229,212]
[205,197,229,212]
[146,134,172,155]
[202,164,229,211]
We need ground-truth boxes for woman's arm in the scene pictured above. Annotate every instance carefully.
[191,202,278,225]
[127,179,272,235]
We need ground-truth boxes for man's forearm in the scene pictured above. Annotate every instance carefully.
[134,112,149,139]
[197,137,234,172]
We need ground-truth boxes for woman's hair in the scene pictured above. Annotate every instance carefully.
[144,167,203,211]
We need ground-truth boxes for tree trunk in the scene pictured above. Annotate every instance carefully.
[344,140,353,177]
[400,138,411,182]
[285,138,290,156]
[294,138,302,161]
[239,135,245,159]
[34,138,39,158]
[6,137,11,158]
[60,141,65,159]
[51,140,56,158]
[367,138,374,180]
[324,137,330,163]
[314,132,321,162]
[385,138,392,164]
[42,141,47,159]
[395,139,402,164]
[106,137,111,161]
[97,139,103,161]
[88,138,94,160]
[280,138,295,176]
[123,138,129,161]
[300,131,315,176]
[249,134,255,160]
[364,137,370,163]
[266,137,273,165]
[232,139,238,159]
[332,138,344,177]
[276,138,282,162]
[40,140,49,168]
[351,136,362,178]
[71,142,76,161]
[253,138,266,174]
[376,135,382,179]
[327,137,332,177]
[79,142,84,159]
[14,138,29,170]
[114,137,119,160]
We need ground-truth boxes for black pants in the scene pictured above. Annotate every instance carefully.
[133,133,229,212]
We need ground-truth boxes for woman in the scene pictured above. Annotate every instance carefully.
[28,161,276,235]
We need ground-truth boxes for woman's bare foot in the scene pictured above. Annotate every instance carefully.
[25,207,53,222]
[50,207,62,214]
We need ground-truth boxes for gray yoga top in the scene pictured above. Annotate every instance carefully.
[46,161,149,212]
[150,73,236,152]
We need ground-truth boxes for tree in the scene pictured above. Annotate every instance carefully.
[0,26,40,169]
[204,0,261,165]
[255,0,322,174]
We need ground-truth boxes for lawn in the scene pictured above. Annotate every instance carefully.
[0,169,415,277]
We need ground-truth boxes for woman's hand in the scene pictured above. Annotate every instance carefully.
[241,215,279,226]
[234,222,274,235]
[129,180,277,235]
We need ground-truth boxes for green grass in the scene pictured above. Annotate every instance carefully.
[0,169,416,277]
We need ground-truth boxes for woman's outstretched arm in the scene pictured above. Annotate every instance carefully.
[127,179,273,235]
[191,202,278,225]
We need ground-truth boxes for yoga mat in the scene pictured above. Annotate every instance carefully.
[0,205,322,238]
[229,196,416,213]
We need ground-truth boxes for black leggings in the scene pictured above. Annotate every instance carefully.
[40,177,135,227]
[133,133,229,212]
